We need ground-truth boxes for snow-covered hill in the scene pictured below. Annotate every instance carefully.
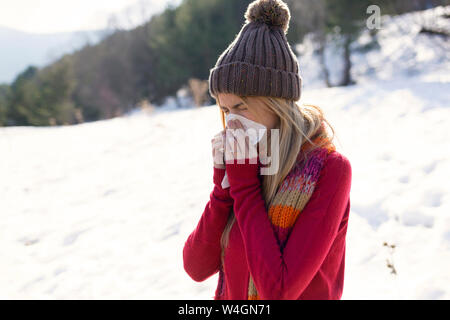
[0,7,449,299]
[297,5,450,88]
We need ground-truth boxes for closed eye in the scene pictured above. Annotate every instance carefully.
[220,103,246,113]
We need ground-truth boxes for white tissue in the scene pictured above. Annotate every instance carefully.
[221,113,267,189]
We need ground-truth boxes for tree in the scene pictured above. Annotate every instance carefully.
[0,84,10,126]
[7,58,78,126]
[323,0,379,86]
[146,0,254,104]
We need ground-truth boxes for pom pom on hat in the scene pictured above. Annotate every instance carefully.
[245,0,291,34]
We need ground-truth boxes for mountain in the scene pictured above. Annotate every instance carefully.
[0,26,110,84]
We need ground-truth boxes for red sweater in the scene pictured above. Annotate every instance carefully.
[183,150,352,300]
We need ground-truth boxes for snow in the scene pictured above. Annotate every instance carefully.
[0,7,449,299]
[297,6,450,88]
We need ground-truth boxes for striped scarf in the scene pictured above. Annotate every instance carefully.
[247,132,336,300]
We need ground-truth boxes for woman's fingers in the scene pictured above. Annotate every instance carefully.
[224,131,235,163]
[224,131,253,162]
[223,120,259,163]
[234,120,247,159]
[212,131,226,168]
[244,135,250,159]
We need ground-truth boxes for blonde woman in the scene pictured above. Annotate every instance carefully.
[183,0,352,300]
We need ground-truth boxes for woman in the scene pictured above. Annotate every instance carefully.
[183,0,352,300]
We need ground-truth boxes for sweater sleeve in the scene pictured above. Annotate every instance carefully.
[183,167,233,282]
[226,152,352,299]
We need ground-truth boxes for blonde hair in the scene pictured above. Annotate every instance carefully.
[216,94,336,266]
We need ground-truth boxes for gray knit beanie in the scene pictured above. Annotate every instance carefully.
[208,0,302,102]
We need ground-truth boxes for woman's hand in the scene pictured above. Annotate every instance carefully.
[224,119,258,164]
[224,119,262,191]
[212,130,226,169]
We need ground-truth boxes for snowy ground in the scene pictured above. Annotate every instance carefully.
[0,7,449,299]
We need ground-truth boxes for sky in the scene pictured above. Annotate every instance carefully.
[0,0,182,34]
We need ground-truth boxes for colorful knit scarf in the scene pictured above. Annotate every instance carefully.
[247,131,336,300]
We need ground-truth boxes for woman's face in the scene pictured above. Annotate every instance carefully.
[217,93,279,129]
